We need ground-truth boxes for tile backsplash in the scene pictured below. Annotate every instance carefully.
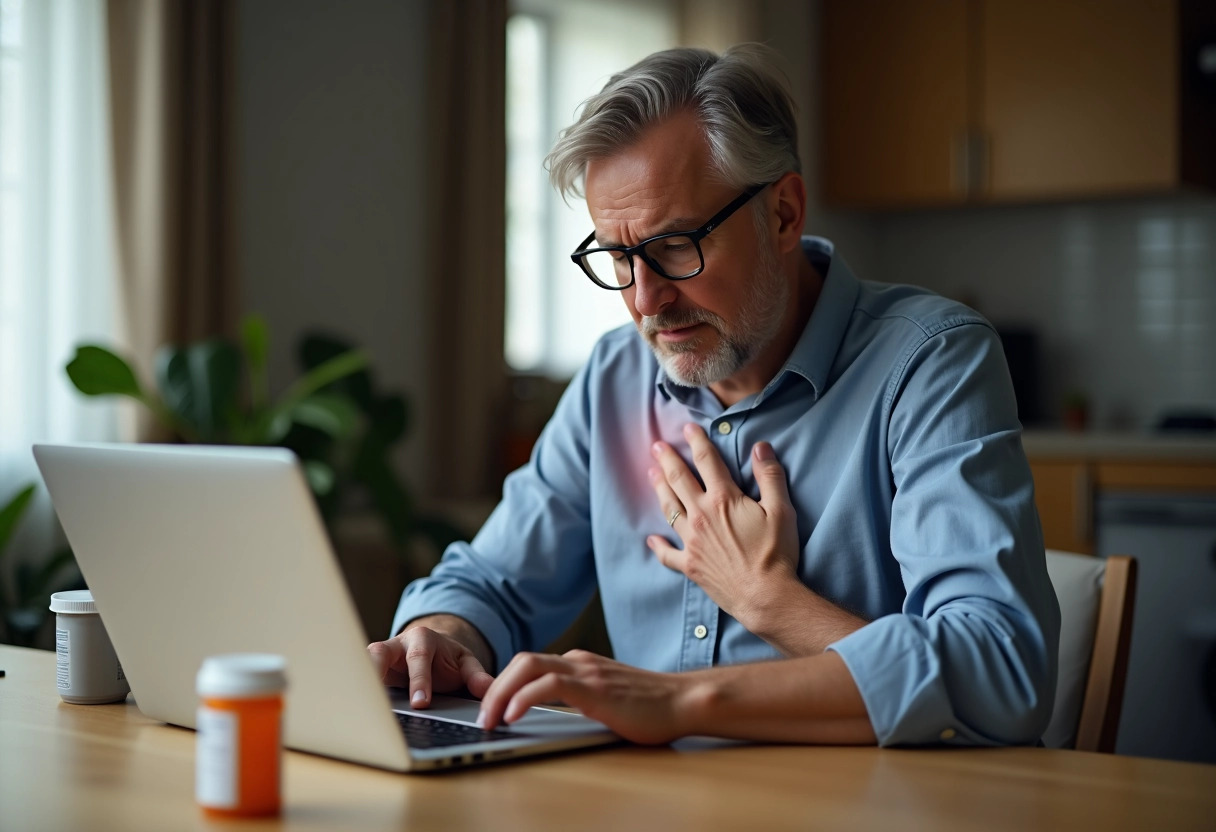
[864,194,1216,431]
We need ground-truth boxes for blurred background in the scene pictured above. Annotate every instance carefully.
[1,0,1215,760]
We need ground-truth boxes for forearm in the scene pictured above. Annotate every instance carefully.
[675,651,876,744]
[743,578,868,657]
[404,614,496,672]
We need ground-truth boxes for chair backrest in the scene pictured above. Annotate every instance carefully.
[1042,550,1138,752]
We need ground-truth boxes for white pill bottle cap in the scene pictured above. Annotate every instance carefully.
[49,589,99,614]
[197,654,287,698]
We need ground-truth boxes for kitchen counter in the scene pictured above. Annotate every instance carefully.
[1021,430,1216,461]
[1022,431,1216,553]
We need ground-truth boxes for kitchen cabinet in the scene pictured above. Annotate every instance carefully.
[1025,434,1216,554]
[820,0,971,207]
[1029,459,1094,554]
[821,0,1216,208]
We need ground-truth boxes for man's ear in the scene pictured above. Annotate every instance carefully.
[770,172,807,255]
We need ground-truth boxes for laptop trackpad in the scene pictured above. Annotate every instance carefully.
[387,690,613,738]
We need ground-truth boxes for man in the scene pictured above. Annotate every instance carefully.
[368,45,1060,747]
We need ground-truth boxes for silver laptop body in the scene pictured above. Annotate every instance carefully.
[33,443,617,772]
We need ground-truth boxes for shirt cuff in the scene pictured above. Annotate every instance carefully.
[827,614,973,747]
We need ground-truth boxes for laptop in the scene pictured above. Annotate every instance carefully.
[33,442,619,771]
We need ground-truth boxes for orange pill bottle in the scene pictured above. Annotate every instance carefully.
[195,654,288,818]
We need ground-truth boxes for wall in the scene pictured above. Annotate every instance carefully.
[233,0,431,478]
[872,195,1216,430]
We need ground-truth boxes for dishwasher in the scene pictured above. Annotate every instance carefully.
[1095,493,1216,763]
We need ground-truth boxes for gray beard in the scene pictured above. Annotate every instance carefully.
[640,241,789,388]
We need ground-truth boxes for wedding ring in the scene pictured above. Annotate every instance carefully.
[667,508,682,527]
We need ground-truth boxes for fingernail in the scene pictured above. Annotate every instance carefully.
[754,442,775,461]
[412,690,426,705]
[683,423,695,437]
[475,711,486,729]
[651,442,664,457]
[648,466,660,481]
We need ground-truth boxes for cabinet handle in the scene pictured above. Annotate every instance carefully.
[1074,466,1093,546]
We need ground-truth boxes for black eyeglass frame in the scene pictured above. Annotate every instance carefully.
[570,182,770,291]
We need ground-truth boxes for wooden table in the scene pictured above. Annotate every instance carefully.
[2,644,1215,831]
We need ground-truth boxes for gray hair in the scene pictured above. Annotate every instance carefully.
[546,43,801,200]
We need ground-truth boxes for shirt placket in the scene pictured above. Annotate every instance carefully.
[678,406,755,670]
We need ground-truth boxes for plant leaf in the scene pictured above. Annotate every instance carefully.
[264,410,295,445]
[302,460,336,496]
[259,351,367,441]
[0,483,36,562]
[242,315,271,416]
[241,315,269,372]
[290,394,361,439]
[155,340,243,442]
[65,346,144,398]
[299,332,374,408]
[286,350,368,404]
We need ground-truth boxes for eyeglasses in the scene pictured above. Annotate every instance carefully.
[570,183,770,291]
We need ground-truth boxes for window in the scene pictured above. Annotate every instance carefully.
[505,0,678,378]
[0,0,118,552]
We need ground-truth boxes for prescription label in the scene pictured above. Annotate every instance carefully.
[55,629,70,690]
[196,707,238,809]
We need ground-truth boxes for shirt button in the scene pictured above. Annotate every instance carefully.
[940,728,956,741]
[717,421,732,436]
[693,624,708,639]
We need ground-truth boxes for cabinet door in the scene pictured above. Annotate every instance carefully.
[821,0,971,207]
[981,0,1178,200]
[1029,460,1094,554]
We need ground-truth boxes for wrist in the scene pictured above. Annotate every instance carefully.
[671,671,723,738]
[739,573,813,641]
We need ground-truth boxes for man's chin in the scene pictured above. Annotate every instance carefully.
[657,350,726,388]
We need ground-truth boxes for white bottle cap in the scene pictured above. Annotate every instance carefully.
[197,654,288,698]
[49,589,98,614]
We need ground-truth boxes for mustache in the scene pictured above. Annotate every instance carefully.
[641,307,719,336]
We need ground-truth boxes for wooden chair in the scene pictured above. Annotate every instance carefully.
[1042,550,1138,753]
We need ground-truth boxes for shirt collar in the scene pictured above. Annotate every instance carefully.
[653,236,860,404]
[774,236,860,400]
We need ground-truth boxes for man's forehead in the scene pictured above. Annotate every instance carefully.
[584,157,722,242]
[584,186,706,245]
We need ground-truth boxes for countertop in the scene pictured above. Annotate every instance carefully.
[1022,430,1216,461]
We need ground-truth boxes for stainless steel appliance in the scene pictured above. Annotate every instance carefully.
[1096,493,1216,763]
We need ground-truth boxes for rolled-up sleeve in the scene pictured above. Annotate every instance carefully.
[390,361,598,673]
[828,320,1061,746]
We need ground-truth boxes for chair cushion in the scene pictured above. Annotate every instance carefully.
[1042,549,1104,749]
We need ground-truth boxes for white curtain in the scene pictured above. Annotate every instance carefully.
[0,0,119,559]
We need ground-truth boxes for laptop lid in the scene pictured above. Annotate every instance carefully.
[33,443,616,771]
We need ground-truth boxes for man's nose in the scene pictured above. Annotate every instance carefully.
[630,256,677,318]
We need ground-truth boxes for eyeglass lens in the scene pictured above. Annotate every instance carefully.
[581,235,704,287]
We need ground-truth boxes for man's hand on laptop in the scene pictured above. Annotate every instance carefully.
[476,649,691,745]
[367,615,496,708]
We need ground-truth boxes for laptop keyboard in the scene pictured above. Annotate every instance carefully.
[395,711,526,749]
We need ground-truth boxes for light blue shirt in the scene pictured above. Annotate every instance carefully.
[393,237,1061,747]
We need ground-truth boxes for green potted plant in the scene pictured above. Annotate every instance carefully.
[0,483,83,647]
[63,316,464,565]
